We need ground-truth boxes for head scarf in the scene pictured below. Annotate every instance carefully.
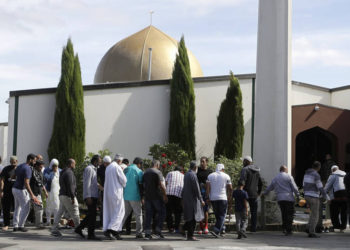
[49,158,59,169]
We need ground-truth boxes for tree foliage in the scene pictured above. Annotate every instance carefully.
[169,36,196,159]
[48,38,86,167]
[214,71,244,159]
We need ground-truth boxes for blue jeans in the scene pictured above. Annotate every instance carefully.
[211,200,228,233]
[144,199,165,234]
[248,198,258,232]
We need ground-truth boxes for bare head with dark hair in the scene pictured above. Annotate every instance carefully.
[280,165,288,173]
[190,161,197,171]
[67,158,76,169]
[27,153,36,166]
[200,156,208,169]
[312,161,321,171]
[91,155,101,167]
[133,157,142,166]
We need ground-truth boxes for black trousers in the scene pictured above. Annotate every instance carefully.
[1,192,14,226]
[166,195,182,230]
[78,198,97,236]
[248,198,258,231]
[330,200,347,230]
[278,200,295,233]
[184,219,196,238]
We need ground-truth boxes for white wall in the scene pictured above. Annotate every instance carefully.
[291,84,331,106]
[331,88,350,110]
[0,125,7,165]
[7,77,253,164]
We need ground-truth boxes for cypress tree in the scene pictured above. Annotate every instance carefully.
[214,71,244,159]
[169,36,196,159]
[48,39,85,166]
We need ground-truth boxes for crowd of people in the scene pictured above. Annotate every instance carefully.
[0,153,349,242]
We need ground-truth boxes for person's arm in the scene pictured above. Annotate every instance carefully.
[258,175,263,196]
[206,180,210,202]
[324,175,335,194]
[116,164,127,187]
[244,198,249,216]
[159,180,167,203]
[0,177,4,198]
[24,178,39,204]
[290,176,300,197]
[263,180,274,196]
[66,171,76,204]
[192,174,203,204]
[316,173,329,200]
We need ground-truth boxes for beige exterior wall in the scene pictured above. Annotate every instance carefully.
[7,77,254,164]
[291,84,331,106]
[331,89,350,110]
[0,125,8,164]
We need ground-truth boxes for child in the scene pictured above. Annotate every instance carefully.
[232,180,249,239]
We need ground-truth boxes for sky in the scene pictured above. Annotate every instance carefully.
[0,0,349,122]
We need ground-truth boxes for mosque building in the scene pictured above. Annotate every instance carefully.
[3,19,350,184]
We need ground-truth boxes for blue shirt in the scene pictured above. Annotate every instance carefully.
[13,163,32,190]
[232,189,248,212]
[123,164,143,201]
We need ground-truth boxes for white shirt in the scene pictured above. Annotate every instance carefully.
[207,171,231,201]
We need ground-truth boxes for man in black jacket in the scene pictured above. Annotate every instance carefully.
[51,159,83,238]
[239,156,263,232]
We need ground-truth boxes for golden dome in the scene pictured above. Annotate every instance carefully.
[94,25,203,84]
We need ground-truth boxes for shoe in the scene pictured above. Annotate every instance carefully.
[74,228,85,239]
[51,230,62,237]
[340,229,345,233]
[136,233,144,239]
[13,227,18,232]
[308,233,320,238]
[87,235,102,241]
[187,236,199,241]
[155,233,164,239]
[36,225,46,229]
[203,228,209,234]
[18,227,28,232]
[125,230,131,235]
[210,231,219,238]
[284,231,293,236]
[144,234,152,240]
[237,234,242,239]
[240,231,247,238]
[197,230,203,235]
[104,230,116,240]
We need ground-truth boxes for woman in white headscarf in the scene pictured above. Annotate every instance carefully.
[44,159,60,226]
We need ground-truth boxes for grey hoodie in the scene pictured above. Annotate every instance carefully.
[240,164,263,199]
[324,169,346,200]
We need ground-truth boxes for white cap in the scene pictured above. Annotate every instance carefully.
[216,163,225,172]
[114,154,123,161]
[240,155,253,162]
[331,165,339,171]
[103,155,112,163]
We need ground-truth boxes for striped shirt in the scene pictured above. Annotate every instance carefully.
[303,168,328,199]
[165,170,184,198]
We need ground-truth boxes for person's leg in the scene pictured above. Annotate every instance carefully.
[248,198,258,232]
[285,201,295,233]
[211,200,219,233]
[130,201,143,235]
[241,210,248,232]
[86,198,97,237]
[217,200,227,233]
[59,196,80,230]
[51,199,65,232]
[33,194,43,227]
[154,199,166,234]
[12,188,20,228]
[235,212,242,233]
[2,194,13,227]
[144,199,153,235]
[330,201,339,229]
[174,197,183,231]
[187,219,196,239]
[340,200,347,230]
[18,190,31,228]
[305,196,319,234]
[121,201,132,228]
[278,201,286,232]
[316,198,323,232]
[166,195,174,231]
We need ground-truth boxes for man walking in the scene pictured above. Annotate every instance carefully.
[143,160,167,239]
[263,165,299,235]
[12,153,39,232]
[165,165,184,233]
[303,161,329,238]
[324,165,347,232]
[122,157,143,238]
[239,156,262,232]
[51,159,83,238]
[206,163,232,237]
[182,161,204,241]
[0,156,18,231]
[103,154,127,240]
[30,160,48,228]
[197,156,212,234]
[76,155,101,240]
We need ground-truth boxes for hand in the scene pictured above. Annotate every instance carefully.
[32,196,40,205]
[0,191,3,198]
[45,192,49,199]
[201,201,205,206]
[86,197,92,206]
[163,195,168,204]
[71,198,75,205]
[246,211,249,217]
[141,198,145,206]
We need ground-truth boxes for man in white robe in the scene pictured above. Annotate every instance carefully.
[103,154,127,240]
